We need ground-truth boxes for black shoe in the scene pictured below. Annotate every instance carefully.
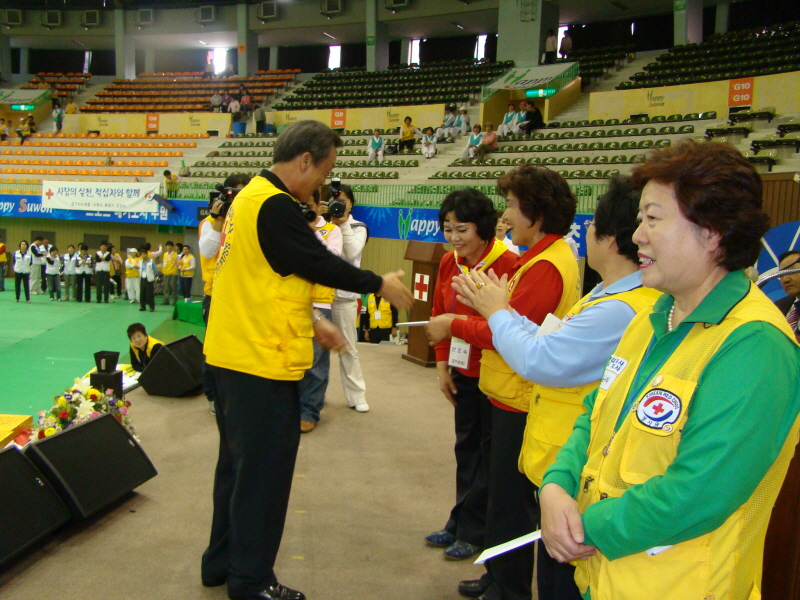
[459,579,490,598]
[201,576,226,588]
[139,307,146,311]
[232,583,305,600]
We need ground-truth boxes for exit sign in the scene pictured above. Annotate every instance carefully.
[674,0,686,10]
[158,225,185,234]
[366,36,375,46]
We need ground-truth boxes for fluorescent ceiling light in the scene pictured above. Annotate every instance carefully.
[199,40,208,45]
[451,22,464,29]
[323,32,336,39]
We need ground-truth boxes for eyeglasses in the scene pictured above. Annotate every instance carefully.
[584,219,594,228]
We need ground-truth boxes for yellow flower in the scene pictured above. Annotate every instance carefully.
[56,396,68,408]
[87,388,102,401]
[44,427,56,437]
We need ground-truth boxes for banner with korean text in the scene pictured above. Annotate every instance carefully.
[41,181,161,214]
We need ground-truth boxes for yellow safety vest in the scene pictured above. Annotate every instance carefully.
[574,284,800,600]
[161,251,178,276]
[125,256,141,279]
[367,295,393,329]
[199,216,217,296]
[519,285,661,487]
[130,335,163,363]
[478,238,580,412]
[311,221,337,305]
[179,254,194,277]
[204,175,314,381]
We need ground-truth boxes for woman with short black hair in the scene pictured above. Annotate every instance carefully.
[127,322,164,372]
[422,188,518,562]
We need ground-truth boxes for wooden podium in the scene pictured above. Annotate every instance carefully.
[401,240,448,368]
[764,437,800,599]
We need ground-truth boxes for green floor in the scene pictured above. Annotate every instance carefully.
[0,285,205,419]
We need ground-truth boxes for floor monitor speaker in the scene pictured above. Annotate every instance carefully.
[138,334,204,397]
[0,446,72,566]
[24,413,157,519]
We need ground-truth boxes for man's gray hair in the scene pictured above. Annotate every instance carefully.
[273,120,342,165]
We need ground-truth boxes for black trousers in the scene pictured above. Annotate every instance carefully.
[40,264,47,292]
[95,271,110,302]
[201,366,301,597]
[484,405,538,600]
[398,139,414,151]
[201,295,216,403]
[76,273,92,302]
[445,370,491,547]
[14,272,29,301]
[367,327,392,343]
[537,539,583,600]
[140,279,155,310]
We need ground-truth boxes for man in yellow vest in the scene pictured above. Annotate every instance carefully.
[201,120,413,600]
[160,241,179,306]
[297,190,343,433]
[452,176,660,600]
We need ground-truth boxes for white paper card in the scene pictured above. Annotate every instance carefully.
[448,337,471,369]
[373,310,382,321]
[475,530,542,564]
[600,355,628,391]
[396,321,428,327]
[646,545,673,556]
[535,313,563,337]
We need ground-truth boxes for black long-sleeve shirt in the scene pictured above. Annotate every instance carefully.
[256,169,383,295]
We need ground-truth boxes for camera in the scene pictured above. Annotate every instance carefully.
[327,177,346,219]
[209,184,241,219]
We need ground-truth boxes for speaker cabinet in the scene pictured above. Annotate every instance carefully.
[0,446,72,566]
[24,413,157,520]
[138,334,204,397]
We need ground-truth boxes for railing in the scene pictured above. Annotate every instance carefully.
[0,180,607,215]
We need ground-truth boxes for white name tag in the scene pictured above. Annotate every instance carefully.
[600,355,628,391]
[448,337,471,369]
[373,310,382,321]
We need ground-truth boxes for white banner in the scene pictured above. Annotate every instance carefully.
[485,63,576,90]
[41,181,161,214]
[0,89,50,105]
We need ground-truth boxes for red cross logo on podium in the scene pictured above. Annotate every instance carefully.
[414,273,429,302]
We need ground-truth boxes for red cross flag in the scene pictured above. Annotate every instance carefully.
[414,273,430,302]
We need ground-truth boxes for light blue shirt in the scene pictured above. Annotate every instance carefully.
[469,133,483,146]
[487,270,649,388]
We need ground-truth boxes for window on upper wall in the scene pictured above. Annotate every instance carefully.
[474,34,487,60]
[409,39,420,65]
[328,45,341,70]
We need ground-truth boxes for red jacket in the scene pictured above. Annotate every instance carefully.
[432,238,517,377]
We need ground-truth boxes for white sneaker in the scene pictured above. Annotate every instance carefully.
[355,402,370,413]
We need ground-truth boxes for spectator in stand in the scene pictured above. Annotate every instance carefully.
[125,248,141,304]
[210,90,223,113]
[76,244,92,303]
[63,245,79,301]
[475,123,498,163]
[179,244,196,301]
[13,240,32,303]
[559,31,572,59]
[16,116,32,145]
[450,107,471,138]
[164,169,181,199]
[399,116,421,152]
[65,97,78,114]
[422,127,438,159]
[515,100,545,136]
[127,323,163,372]
[203,61,215,79]
[0,118,8,142]
[161,241,179,305]
[0,234,6,291]
[239,86,252,115]
[139,246,157,312]
[52,102,65,133]
[49,84,60,101]
[498,103,520,138]
[29,236,44,294]
[45,247,62,301]
[462,124,484,159]
[228,96,241,119]
[368,129,385,163]
[221,91,233,111]
[545,29,558,64]
[436,105,458,140]
[252,104,266,134]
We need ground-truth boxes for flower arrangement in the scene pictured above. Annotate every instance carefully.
[34,378,137,441]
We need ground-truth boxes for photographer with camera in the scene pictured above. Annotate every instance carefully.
[201,120,413,600]
[327,182,371,413]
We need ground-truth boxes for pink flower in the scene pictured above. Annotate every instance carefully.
[89,412,101,418]
[118,407,128,415]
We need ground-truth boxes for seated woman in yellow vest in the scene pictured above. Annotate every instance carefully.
[127,322,164,372]
[426,165,581,600]
[453,175,660,600]
[538,141,800,600]
[364,293,398,344]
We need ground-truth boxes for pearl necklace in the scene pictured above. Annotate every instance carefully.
[667,305,676,332]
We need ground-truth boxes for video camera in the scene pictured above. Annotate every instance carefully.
[327,177,346,219]
[209,184,242,219]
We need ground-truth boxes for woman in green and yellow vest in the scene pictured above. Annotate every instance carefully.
[452,175,660,600]
[426,165,581,600]
[127,322,163,372]
[539,141,800,600]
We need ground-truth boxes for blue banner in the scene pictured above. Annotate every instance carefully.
[0,193,205,227]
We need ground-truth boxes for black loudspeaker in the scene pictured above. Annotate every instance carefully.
[24,413,158,520]
[138,334,204,397]
[90,370,123,399]
[0,446,72,566]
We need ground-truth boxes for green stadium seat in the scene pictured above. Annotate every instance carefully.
[632,154,647,163]
[574,143,589,151]
[638,140,654,149]
[546,132,560,140]
[543,143,557,152]
[604,141,621,150]
[641,127,657,135]
[558,170,571,178]
[558,157,573,165]
[463,170,477,179]
[683,113,700,121]
[492,170,506,178]
[562,121,576,128]
[610,155,628,164]
[607,129,623,137]
[515,144,529,152]
[530,145,543,152]
[561,131,576,139]
[542,157,558,165]
[586,169,604,178]
[624,128,639,136]
[589,142,604,151]
[558,143,574,152]
[576,120,590,127]
[484,158,496,166]
[591,130,606,138]
[575,156,590,165]
[602,169,621,178]
[527,157,541,165]
[650,116,666,123]
[497,158,511,166]
[592,155,609,164]
[569,170,586,178]
[658,126,677,135]
[499,145,513,153]
[699,111,717,120]
[431,171,446,179]
[513,158,527,166]
[576,130,591,138]
[478,170,493,179]
[589,119,604,126]
[547,122,560,128]
[666,114,682,122]
[655,139,671,148]
[621,141,638,149]
[678,125,695,133]
[605,119,620,126]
